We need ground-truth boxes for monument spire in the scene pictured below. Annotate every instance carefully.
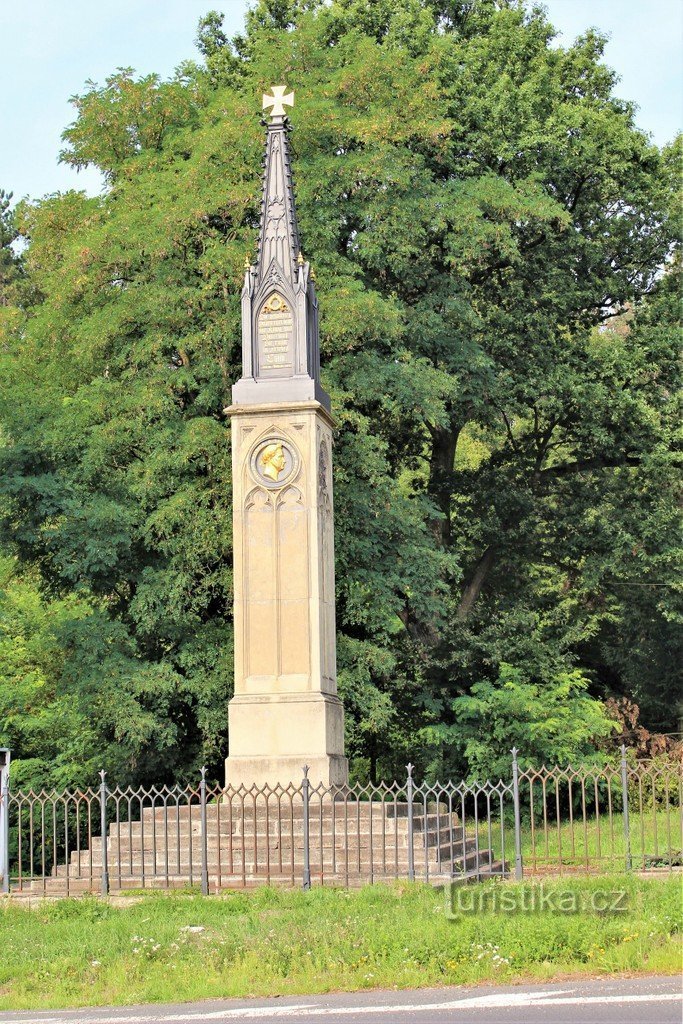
[233,86,328,410]
[224,88,348,790]
[256,87,300,284]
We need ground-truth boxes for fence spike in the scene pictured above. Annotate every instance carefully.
[406,763,415,882]
[511,748,523,881]
[620,745,632,871]
[301,765,311,891]
[99,770,109,897]
[200,766,209,896]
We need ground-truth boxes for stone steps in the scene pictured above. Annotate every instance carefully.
[12,799,505,894]
[120,804,456,821]
[36,857,507,894]
[103,811,458,832]
[60,834,484,866]
[52,845,496,886]
[71,829,476,852]
[59,840,487,873]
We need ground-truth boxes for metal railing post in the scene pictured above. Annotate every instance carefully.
[406,763,415,882]
[99,770,109,897]
[511,748,523,881]
[1,783,9,895]
[620,744,632,871]
[200,766,209,896]
[302,765,311,891]
[0,749,10,895]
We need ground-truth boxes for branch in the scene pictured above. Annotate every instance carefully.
[498,408,519,453]
[567,175,587,213]
[533,418,557,476]
[539,455,642,478]
[457,545,497,620]
[470,232,549,285]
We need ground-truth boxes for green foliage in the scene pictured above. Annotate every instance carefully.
[0,190,25,331]
[0,553,97,789]
[60,69,201,181]
[0,0,680,786]
[451,664,616,779]
[0,554,195,789]
[0,190,18,299]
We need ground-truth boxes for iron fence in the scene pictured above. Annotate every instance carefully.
[0,747,680,896]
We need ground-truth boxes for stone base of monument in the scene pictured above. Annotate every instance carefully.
[21,800,505,896]
[225,753,349,789]
[225,692,349,788]
[226,399,349,792]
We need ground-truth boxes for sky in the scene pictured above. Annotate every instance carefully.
[1,0,681,204]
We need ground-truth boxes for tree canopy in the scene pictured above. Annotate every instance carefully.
[0,0,680,788]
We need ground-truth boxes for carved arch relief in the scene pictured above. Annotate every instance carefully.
[244,485,274,512]
[243,471,310,684]
[317,429,336,687]
[318,436,332,518]
[276,484,304,510]
[243,485,275,679]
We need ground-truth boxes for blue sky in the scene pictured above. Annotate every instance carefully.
[1,0,681,203]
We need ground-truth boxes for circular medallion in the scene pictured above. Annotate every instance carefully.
[250,437,299,488]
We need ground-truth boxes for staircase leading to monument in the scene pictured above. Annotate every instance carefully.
[25,800,505,895]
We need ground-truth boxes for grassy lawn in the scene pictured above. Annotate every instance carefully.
[468,809,681,873]
[522,808,682,870]
[0,875,680,1011]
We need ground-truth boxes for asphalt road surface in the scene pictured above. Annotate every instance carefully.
[0,976,680,1024]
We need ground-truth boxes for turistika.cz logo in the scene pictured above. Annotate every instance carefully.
[445,883,630,919]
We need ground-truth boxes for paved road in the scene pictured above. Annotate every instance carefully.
[0,976,680,1024]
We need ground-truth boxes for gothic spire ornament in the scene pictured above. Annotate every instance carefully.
[232,85,328,410]
[224,88,347,789]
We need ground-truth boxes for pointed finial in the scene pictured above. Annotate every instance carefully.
[262,85,294,119]
[310,267,317,282]
[297,251,305,267]
[244,254,251,270]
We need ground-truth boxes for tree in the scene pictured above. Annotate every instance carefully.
[451,663,615,781]
[0,0,679,785]
[0,190,23,309]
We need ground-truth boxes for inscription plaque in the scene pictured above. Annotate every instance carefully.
[257,292,294,375]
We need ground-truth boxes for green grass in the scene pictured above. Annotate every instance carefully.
[471,809,682,872]
[0,875,680,1011]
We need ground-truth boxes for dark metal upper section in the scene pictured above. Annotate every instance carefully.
[256,116,300,289]
[232,88,329,410]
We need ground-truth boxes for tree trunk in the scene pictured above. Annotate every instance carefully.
[427,424,458,548]
[457,545,496,620]
[369,735,377,786]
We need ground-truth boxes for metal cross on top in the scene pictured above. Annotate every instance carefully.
[262,85,294,118]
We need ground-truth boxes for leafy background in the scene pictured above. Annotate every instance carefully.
[0,0,680,789]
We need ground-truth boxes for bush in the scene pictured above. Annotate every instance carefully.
[452,664,616,780]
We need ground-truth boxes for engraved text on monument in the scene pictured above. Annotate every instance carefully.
[257,292,294,374]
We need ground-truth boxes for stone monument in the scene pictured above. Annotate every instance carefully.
[225,86,348,789]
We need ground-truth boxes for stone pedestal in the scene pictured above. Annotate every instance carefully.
[225,400,348,788]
